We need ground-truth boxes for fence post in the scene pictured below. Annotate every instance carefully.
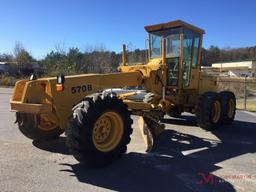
[244,76,247,110]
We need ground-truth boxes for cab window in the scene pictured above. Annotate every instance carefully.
[150,34,161,58]
[183,29,193,87]
[149,28,181,59]
[166,28,181,57]
[192,34,200,68]
[183,29,200,87]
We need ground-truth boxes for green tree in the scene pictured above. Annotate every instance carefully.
[0,53,14,62]
[67,48,83,73]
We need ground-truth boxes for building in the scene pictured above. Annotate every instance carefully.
[202,60,256,77]
[0,62,7,74]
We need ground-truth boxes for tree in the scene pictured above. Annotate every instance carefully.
[205,46,221,65]
[67,48,83,73]
[0,53,14,62]
[41,51,67,76]
[13,42,34,65]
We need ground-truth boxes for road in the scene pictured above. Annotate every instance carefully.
[0,87,256,192]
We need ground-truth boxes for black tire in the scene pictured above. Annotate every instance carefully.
[66,93,133,167]
[220,91,236,125]
[196,92,222,131]
[16,113,63,140]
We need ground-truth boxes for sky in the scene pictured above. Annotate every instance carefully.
[0,0,256,59]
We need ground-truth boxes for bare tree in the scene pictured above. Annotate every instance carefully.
[54,41,67,54]
[13,41,34,65]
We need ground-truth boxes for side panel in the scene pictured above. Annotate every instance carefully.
[198,72,218,94]
[11,72,143,129]
[49,72,143,129]
[11,80,28,101]
[187,69,199,89]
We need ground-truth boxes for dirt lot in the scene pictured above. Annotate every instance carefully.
[0,87,256,192]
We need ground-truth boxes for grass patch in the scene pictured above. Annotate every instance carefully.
[0,76,20,87]
[237,99,256,112]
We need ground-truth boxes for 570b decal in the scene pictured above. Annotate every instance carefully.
[71,84,93,94]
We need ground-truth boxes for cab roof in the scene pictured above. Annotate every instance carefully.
[144,20,205,34]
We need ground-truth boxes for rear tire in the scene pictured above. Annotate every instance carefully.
[16,113,63,140]
[196,92,222,131]
[220,91,236,125]
[66,93,133,167]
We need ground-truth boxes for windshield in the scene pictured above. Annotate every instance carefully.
[149,28,181,58]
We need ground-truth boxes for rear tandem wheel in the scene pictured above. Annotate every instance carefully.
[196,92,222,131]
[220,91,236,125]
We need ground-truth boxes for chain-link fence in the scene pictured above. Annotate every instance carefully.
[217,77,256,112]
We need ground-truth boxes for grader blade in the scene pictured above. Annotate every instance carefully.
[138,116,154,152]
[137,115,165,152]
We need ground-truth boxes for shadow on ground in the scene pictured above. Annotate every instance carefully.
[161,115,198,126]
[33,115,256,192]
[33,136,70,155]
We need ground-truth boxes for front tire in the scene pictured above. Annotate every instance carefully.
[196,92,222,131]
[16,113,63,140]
[66,94,133,167]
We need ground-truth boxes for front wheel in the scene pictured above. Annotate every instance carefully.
[66,94,133,167]
[16,113,63,140]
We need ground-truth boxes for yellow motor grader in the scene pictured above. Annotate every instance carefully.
[10,20,236,167]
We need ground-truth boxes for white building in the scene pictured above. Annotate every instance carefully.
[202,61,256,77]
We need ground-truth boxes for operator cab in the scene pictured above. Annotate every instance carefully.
[145,20,205,89]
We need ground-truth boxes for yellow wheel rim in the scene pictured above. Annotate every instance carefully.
[37,115,58,131]
[212,100,221,123]
[227,99,235,118]
[93,111,124,152]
